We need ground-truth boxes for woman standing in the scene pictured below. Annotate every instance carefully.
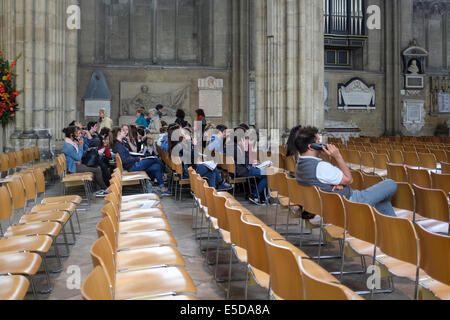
[62,126,108,197]
[111,127,170,196]
[175,109,188,128]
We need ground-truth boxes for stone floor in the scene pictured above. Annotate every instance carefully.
[4,181,416,300]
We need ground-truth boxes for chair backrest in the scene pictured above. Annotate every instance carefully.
[277,172,290,199]
[7,153,16,170]
[21,172,37,202]
[241,217,270,276]
[374,154,389,170]
[286,176,303,206]
[298,258,361,300]
[415,224,450,286]
[203,185,217,219]
[430,172,450,194]
[373,209,419,267]
[263,229,304,300]
[350,170,363,190]
[90,237,116,294]
[403,152,420,167]
[343,198,376,245]
[389,150,404,165]
[348,150,361,169]
[96,216,118,254]
[413,184,449,223]
[32,169,46,194]
[225,202,247,249]
[285,156,296,174]
[442,161,450,174]
[297,185,321,216]
[419,153,437,170]
[14,151,23,166]
[0,186,13,221]
[212,191,230,231]
[360,152,374,172]
[101,203,120,232]
[6,177,26,210]
[391,182,414,211]
[430,149,447,163]
[406,167,431,189]
[319,190,346,229]
[0,154,9,173]
[362,172,383,189]
[387,163,408,183]
[115,153,123,173]
[81,266,113,300]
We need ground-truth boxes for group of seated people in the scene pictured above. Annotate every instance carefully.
[62,109,398,217]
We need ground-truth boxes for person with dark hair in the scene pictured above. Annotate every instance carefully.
[111,127,170,196]
[294,126,397,217]
[121,125,138,153]
[156,104,164,119]
[84,121,102,148]
[175,109,187,128]
[207,125,227,153]
[62,126,108,197]
[286,125,302,158]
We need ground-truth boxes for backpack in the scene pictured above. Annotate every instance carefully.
[82,147,100,167]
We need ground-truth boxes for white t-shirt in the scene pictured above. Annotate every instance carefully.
[300,156,344,186]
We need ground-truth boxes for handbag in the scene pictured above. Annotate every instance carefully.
[82,147,100,167]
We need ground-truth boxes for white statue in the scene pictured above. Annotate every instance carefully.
[408,60,420,74]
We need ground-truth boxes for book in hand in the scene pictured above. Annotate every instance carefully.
[257,161,273,169]
[130,152,145,157]
[199,161,218,171]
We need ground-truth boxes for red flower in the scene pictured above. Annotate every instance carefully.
[0,87,5,93]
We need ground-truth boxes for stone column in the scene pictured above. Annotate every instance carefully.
[66,0,79,125]
[254,0,324,133]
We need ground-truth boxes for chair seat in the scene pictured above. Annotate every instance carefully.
[376,255,427,281]
[120,208,167,221]
[121,194,160,202]
[346,238,380,258]
[249,265,270,290]
[374,169,388,177]
[324,225,345,240]
[122,172,149,182]
[31,202,76,214]
[216,192,235,199]
[119,218,171,234]
[220,230,231,245]
[0,276,29,300]
[0,252,42,276]
[116,246,186,272]
[394,209,427,222]
[301,258,341,283]
[117,231,177,251]
[0,235,53,254]
[361,166,374,174]
[142,295,198,301]
[62,174,93,183]
[41,195,82,205]
[417,220,449,234]
[278,197,290,207]
[419,279,450,300]
[115,267,197,300]
[5,222,62,238]
[120,201,163,212]
[19,211,70,224]
[233,245,247,264]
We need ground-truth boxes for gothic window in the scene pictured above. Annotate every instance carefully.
[103,0,201,65]
[323,0,367,69]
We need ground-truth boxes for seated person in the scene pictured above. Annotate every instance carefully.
[233,126,268,205]
[294,126,397,217]
[112,127,170,196]
[168,126,231,191]
[207,125,227,154]
[84,121,102,149]
[62,126,108,197]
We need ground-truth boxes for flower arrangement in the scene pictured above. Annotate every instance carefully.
[0,51,21,127]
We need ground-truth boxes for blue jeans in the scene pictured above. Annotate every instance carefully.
[248,166,268,197]
[196,164,223,188]
[350,179,397,217]
[130,158,165,188]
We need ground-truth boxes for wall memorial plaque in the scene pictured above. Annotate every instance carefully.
[198,77,224,117]
[438,91,450,113]
[338,78,376,111]
[402,100,425,134]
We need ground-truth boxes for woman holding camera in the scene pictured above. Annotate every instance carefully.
[62,126,108,197]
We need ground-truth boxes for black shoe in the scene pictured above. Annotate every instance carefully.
[249,195,264,206]
[217,182,233,191]
[302,211,316,220]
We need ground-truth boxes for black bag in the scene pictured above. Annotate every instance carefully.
[82,147,100,167]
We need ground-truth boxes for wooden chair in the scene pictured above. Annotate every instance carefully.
[298,258,363,300]
[415,224,450,300]
[0,154,9,177]
[412,185,449,232]
[388,150,404,165]
[361,172,383,189]
[430,172,450,194]
[285,156,296,175]
[115,154,149,193]
[360,152,374,174]
[0,275,30,300]
[373,209,422,300]
[403,151,420,167]
[430,149,447,164]
[225,156,257,198]
[374,154,389,177]
[387,163,408,183]
[441,161,450,174]
[419,153,438,170]
[348,150,361,170]
[81,266,113,300]
[406,167,431,189]
[32,169,83,205]
[350,170,363,190]
[262,229,308,300]
[170,157,190,201]
[90,236,197,300]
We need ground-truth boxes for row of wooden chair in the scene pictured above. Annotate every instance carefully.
[189,167,362,300]
[81,169,198,300]
[1,147,55,178]
[0,168,82,300]
[386,164,450,193]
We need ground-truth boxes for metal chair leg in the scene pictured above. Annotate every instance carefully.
[227,245,233,300]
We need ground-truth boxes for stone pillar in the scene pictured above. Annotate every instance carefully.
[254,0,324,133]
